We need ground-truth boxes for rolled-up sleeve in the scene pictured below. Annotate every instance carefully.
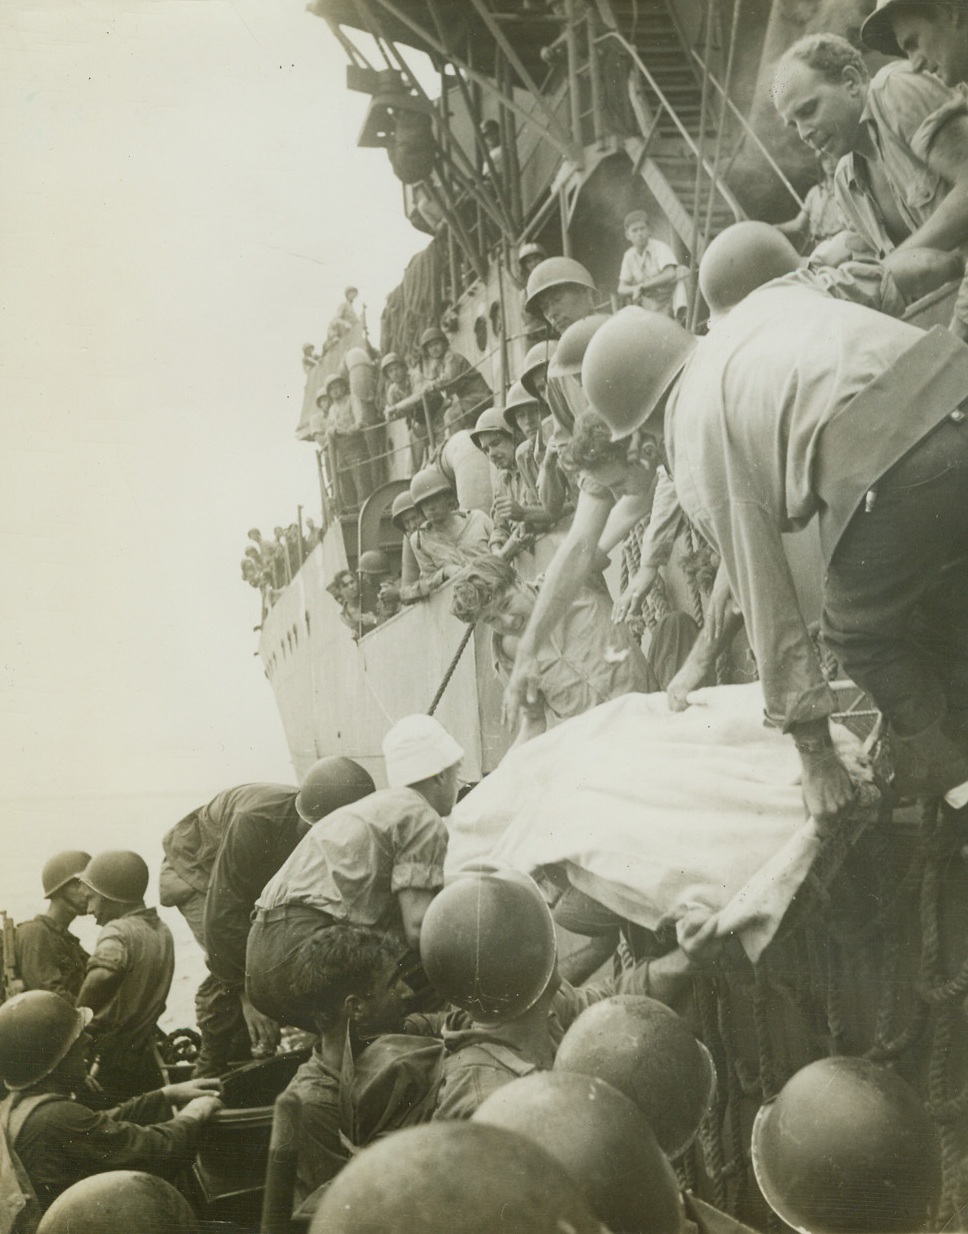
[699,498,835,730]
[908,84,968,161]
[390,805,447,894]
[86,927,127,975]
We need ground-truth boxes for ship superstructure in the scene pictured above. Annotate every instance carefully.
[252,3,968,1223]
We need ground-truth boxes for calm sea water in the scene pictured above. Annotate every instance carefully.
[0,793,210,1029]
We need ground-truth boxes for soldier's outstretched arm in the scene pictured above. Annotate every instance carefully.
[667,565,744,711]
[77,965,123,1017]
[503,486,613,727]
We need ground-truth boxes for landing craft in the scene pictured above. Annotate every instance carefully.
[244,0,967,1228]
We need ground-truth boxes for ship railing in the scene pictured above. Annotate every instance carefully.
[319,421,419,520]
[248,506,322,625]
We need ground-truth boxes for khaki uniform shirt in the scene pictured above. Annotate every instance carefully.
[161,783,296,896]
[667,279,968,730]
[410,509,493,594]
[11,1086,198,1214]
[434,963,654,1120]
[618,238,687,315]
[86,907,175,1052]
[15,916,88,1003]
[256,787,447,936]
[833,62,958,256]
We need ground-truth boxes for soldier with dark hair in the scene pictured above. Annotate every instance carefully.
[277,926,418,1205]
[15,852,91,1003]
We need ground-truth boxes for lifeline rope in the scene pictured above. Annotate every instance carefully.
[696,978,730,1212]
[717,981,750,1215]
[426,622,476,716]
[751,967,778,1101]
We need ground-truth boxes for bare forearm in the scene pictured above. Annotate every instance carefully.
[510,709,547,747]
[642,266,677,292]
[777,213,808,244]
[517,537,595,657]
[900,183,968,254]
[559,932,618,985]
[538,459,567,519]
[518,505,556,531]
[598,492,653,556]
[77,967,123,1016]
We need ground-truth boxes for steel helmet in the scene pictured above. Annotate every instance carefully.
[419,869,556,1024]
[503,380,540,434]
[78,851,149,903]
[310,1122,607,1234]
[358,549,392,576]
[469,406,514,450]
[475,1071,685,1234]
[409,465,454,507]
[418,325,447,350]
[380,351,404,373]
[0,991,92,1091]
[390,489,417,530]
[518,340,555,398]
[324,371,349,396]
[751,1056,942,1234]
[525,256,597,316]
[548,313,610,379]
[698,222,800,320]
[37,1171,199,1234]
[42,850,92,898]
[582,305,696,442]
[295,756,375,824]
[518,241,547,264]
[554,994,716,1158]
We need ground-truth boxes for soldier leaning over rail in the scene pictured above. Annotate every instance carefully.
[581,282,968,827]
[406,466,492,599]
[772,33,968,336]
[245,716,463,1031]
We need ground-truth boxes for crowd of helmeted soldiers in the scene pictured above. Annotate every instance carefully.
[311,21,968,814]
[19,11,967,1231]
[241,523,323,600]
[0,725,947,1234]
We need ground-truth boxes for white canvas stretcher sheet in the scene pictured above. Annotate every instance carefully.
[446,684,869,961]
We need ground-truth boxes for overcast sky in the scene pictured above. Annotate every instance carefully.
[1,0,428,800]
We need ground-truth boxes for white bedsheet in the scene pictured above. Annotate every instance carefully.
[446,684,870,961]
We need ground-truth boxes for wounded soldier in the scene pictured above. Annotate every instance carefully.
[450,554,657,743]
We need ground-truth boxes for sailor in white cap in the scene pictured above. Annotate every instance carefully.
[244,716,464,1029]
